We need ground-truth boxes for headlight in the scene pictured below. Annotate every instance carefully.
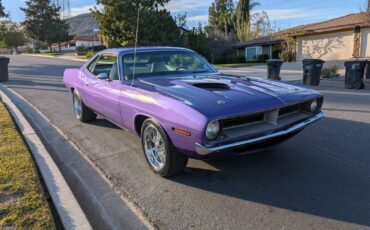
[206,120,220,140]
[310,99,318,113]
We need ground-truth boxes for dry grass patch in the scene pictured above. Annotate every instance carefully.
[0,101,55,229]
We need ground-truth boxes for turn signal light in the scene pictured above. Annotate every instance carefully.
[173,128,191,136]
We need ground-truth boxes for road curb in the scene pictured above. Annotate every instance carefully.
[0,83,152,229]
[0,84,92,230]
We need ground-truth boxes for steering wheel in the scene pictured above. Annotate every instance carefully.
[176,66,189,71]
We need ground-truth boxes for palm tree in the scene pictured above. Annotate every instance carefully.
[236,0,260,41]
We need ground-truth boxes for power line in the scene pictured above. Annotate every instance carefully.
[52,0,71,18]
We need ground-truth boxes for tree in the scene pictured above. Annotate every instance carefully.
[53,20,72,52]
[21,0,70,52]
[92,0,180,47]
[208,0,235,37]
[0,0,6,17]
[187,23,210,59]
[236,0,260,41]
[0,21,27,54]
[279,28,302,62]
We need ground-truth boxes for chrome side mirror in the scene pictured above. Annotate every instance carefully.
[97,73,109,80]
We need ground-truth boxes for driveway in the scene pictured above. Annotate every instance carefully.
[3,55,370,229]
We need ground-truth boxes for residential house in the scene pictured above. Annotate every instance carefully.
[234,12,370,62]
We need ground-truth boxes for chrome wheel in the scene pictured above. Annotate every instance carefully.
[73,93,82,119]
[143,124,166,171]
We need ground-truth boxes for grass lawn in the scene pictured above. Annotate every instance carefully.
[214,63,266,68]
[0,102,55,229]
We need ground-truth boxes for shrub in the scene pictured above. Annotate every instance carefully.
[231,55,245,64]
[257,54,269,63]
[25,46,34,53]
[321,65,339,78]
[75,46,88,56]
[86,50,96,59]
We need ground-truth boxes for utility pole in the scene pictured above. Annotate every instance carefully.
[368,0,370,11]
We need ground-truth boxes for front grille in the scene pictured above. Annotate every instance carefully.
[217,102,314,141]
[278,104,300,116]
[222,113,265,128]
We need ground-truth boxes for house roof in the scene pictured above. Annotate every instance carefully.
[234,12,370,48]
[298,12,370,34]
[233,34,284,48]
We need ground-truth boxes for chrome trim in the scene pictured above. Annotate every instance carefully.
[195,112,324,155]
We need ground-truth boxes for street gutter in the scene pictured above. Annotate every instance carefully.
[0,84,92,230]
[0,83,151,229]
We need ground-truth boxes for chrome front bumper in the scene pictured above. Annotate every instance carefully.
[195,112,325,156]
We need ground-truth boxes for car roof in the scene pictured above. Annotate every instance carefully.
[101,47,194,55]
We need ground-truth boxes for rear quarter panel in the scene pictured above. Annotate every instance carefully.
[63,68,84,91]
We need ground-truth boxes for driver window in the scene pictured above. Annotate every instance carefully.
[92,54,119,81]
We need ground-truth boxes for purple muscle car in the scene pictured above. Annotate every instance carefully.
[63,47,324,177]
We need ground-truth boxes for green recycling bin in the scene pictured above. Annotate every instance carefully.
[302,59,325,86]
[344,60,366,89]
[0,57,10,82]
[267,59,284,80]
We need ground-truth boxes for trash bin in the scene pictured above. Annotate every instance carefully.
[344,60,366,89]
[365,60,370,79]
[302,59,325,86]
[267,59,284,80]
[0,57,10,82]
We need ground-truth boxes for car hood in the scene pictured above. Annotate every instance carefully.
[135,74,321,119]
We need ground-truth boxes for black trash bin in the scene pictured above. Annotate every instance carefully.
[267,59,284,80]
[344,60,366,89]
[365,60,370,79]
[302,59,325,86]
[0,57,10,82]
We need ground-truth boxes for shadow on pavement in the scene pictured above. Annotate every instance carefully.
[174,117,370,227]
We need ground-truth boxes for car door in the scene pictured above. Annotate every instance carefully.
[84,53,123,125]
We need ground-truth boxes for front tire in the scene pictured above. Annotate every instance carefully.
[72,89,97,122]
[141,119,188,177]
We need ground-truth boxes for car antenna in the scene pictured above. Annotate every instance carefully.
[131,4,141,86]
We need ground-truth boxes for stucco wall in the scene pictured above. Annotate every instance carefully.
[360,29,370,58]
[297,31,354,61]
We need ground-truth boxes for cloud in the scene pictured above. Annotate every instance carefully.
[253,8,320,20]
[166,0,213,13]
[187,14,208,23]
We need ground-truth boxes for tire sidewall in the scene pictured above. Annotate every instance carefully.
[141,119,171,176]
[72,89,82,120]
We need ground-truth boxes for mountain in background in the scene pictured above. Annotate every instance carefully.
[66,13,99,38]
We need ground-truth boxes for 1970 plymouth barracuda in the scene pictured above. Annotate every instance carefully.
[63,47,324,177]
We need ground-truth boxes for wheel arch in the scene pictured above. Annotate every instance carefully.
[134,114,150,136]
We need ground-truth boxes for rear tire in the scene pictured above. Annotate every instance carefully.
[72,89,97,122]
[141,119,188,177]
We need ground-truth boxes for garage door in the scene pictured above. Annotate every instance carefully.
[297,31,354,61]
[361,29,370,58]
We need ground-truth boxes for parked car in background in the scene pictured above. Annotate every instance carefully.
[63,47,324,177]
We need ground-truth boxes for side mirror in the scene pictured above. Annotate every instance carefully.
[97,73,109,80]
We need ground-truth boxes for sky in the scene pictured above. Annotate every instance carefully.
[2,0,367,30]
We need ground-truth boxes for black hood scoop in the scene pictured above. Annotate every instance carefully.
[191,82,230,90]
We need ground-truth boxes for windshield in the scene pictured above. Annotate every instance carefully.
[122,51,217,80]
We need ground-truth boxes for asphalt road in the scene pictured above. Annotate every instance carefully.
[3,55,370,230]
